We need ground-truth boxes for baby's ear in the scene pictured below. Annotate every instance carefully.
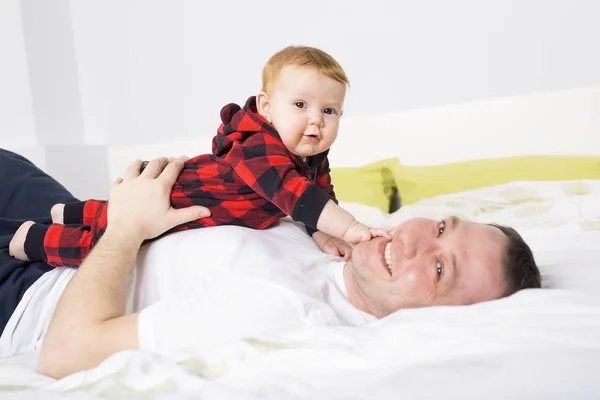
[256,91,272,122]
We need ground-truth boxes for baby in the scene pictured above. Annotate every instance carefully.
[10,45,388,267]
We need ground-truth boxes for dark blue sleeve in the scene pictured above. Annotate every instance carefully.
[0,149,79,336]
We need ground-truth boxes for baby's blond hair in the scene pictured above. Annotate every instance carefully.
[262,46,350,93]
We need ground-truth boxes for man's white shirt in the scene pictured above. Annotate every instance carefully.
[0,219,375,357]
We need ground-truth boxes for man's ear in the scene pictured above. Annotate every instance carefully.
[256,91,272,122]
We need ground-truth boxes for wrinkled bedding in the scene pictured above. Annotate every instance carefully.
[1,180,600,399]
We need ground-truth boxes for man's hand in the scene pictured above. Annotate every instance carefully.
[107,157,210,242]
[38,156,212,379]
[312,231,353,260]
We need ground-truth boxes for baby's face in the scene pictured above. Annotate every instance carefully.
[260,66,346,158]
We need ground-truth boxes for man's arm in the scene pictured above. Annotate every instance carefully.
[38,157,210,379]
[37,230,141,378]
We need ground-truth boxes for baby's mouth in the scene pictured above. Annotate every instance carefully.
[302,134,320,142]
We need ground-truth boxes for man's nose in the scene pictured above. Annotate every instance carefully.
[401,229,437,259]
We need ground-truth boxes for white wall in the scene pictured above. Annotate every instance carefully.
[68,0,600,148]
[2,0,600,198]
[0,0,38,158]
[0,0,108,199]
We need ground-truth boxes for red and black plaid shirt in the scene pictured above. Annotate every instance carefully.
[29,96,337,267]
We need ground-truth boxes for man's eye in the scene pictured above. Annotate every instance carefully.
[437,220,446,237]
[295,101,305,109]
[323,108,335,115]
[436,261,443,280]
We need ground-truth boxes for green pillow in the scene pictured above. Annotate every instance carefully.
[393,155,600,205]
[330,158,399,212]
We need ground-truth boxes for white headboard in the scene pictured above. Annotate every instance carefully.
[108,85,600,180]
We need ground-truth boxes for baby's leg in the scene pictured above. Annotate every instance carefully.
[51,204,65,224]
[8,221,35,261]
[11,222,99,267]
[51,200,108,226]
[13,202,109,267]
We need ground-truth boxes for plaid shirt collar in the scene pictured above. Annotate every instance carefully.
[231,96,330,172]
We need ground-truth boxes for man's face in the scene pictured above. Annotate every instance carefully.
[344,217,509,318]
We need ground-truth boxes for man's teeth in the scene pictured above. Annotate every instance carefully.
[384,242,392,272]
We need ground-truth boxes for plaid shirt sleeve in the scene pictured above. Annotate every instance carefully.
[226,133,331,230]
[305,157,338,237]
[315,157,337,204]
[62,199,107,226]
[25,200,109,267]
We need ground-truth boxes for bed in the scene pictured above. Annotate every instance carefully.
[1,86,599,399]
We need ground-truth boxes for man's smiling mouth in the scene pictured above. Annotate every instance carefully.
[384,242,392,274]
[378,240,392,276]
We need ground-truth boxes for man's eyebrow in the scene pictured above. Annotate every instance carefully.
[449,216,460,278]
[452,254,458,277]
[449,216,460,230]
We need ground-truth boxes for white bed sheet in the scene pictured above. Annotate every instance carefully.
[1,180,600,399]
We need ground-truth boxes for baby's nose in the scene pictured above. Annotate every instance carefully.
[309,111,323,126]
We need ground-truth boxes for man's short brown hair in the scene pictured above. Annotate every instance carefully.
[491,224,542,295]
[261,45,349,93]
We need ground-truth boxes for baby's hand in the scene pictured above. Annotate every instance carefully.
[342,221,374,244]
[314,233,353,261]
[342,223,393,244]
[369,227,392,240]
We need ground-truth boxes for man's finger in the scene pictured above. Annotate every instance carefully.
[124,160,144,180]
[141,157,170,179]
[168,206,211,227]
[158,159,186,184]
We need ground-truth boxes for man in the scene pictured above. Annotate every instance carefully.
[0,150,541,379]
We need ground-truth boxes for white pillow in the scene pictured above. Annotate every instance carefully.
[337,201,391,227]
